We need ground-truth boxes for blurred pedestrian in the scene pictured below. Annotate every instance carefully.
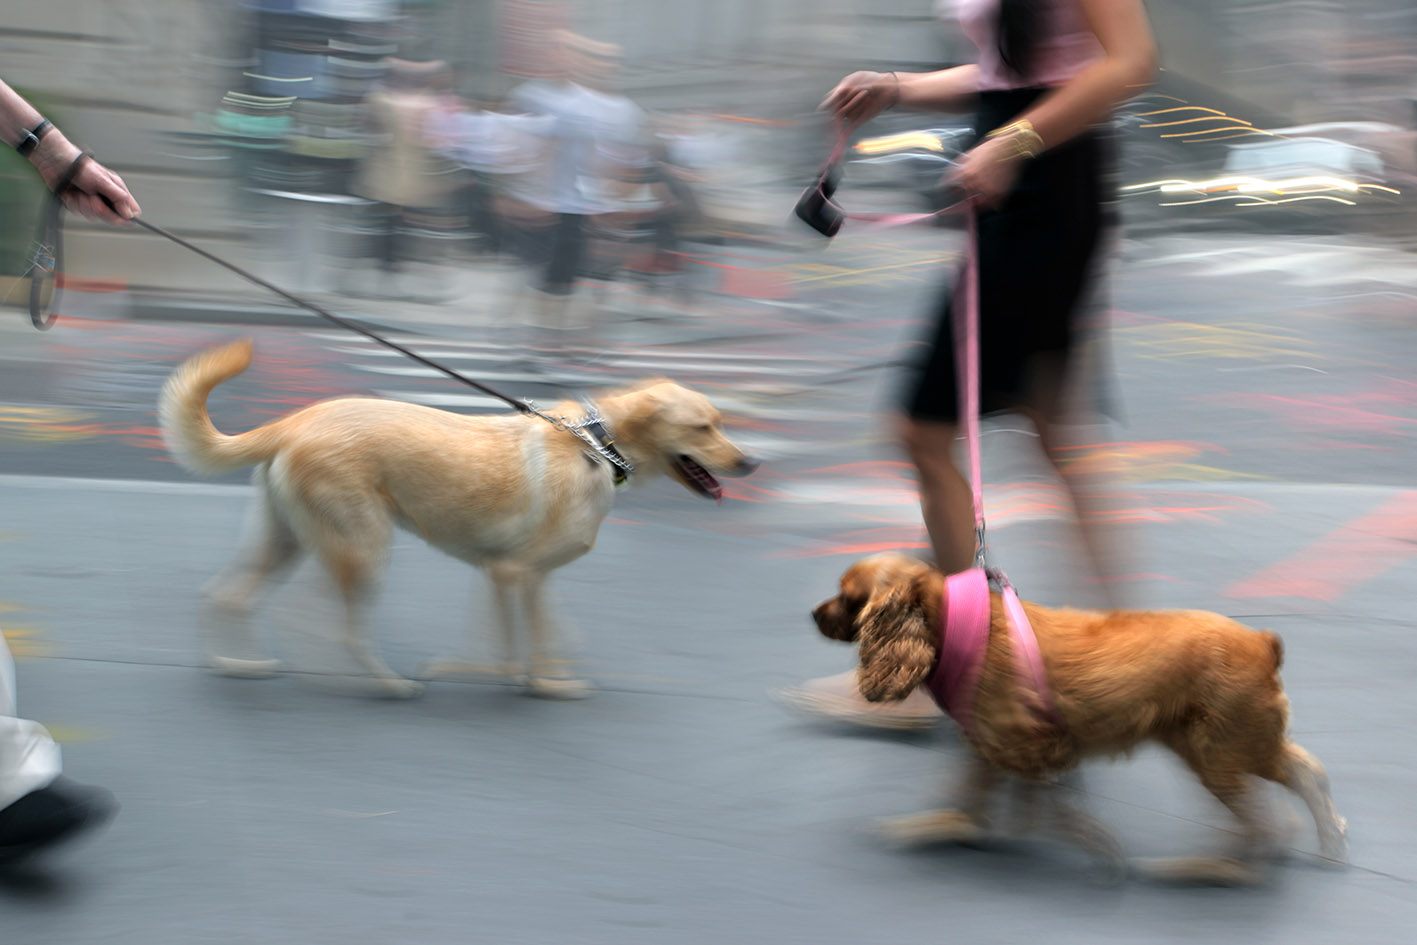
[0,76,128,864]
[352,59,461,278]
[507,31,649,337]
[778,0,1156,728]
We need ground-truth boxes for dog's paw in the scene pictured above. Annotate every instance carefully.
[372,677,427,700]
[1133,856,1263,887]
[1318,814,1349,866]
[525,676,595,700]
[876,809,987,848]
[207,655,283,679]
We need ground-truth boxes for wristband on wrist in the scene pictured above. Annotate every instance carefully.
[15,118,54,157]
[885,71,901,109]
[986,118,1044,160]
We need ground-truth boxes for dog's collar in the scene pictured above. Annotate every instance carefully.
[583,408,634,487]
[520,398,633,485]
[575,401,632,486]
[520,398,633,486]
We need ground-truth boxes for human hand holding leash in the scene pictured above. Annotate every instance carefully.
[35,141,141,225]
[819,70,899,127]
[2,77,140,225]
[948,133,1028,210]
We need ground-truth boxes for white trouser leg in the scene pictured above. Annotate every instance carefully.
[0,630,62,809]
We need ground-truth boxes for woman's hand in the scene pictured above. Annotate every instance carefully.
[949,134,1027,210]
[819,71,898,128]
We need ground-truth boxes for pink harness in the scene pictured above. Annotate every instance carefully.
[926,567,1056,735]
[801,130,1059,733]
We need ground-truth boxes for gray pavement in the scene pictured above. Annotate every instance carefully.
[3,224,1417,942]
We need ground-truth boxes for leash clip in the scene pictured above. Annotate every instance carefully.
[973,523,989,571]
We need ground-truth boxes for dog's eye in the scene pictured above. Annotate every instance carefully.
[695,424,712,434]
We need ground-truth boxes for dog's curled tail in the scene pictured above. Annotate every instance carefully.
[159,338,283,476]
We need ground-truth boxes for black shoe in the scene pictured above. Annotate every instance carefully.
[0,778,117,865]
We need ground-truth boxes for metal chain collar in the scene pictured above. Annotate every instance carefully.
[522,399,634,485]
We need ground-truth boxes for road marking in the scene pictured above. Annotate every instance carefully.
[0,474,251,497]
[1227,490,1417,602]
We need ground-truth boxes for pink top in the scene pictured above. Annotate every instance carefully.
[950,0,1102,91]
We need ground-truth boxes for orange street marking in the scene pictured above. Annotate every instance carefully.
[1226,491,1417,602]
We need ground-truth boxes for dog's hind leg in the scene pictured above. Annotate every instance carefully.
[1141,742,1275,886]
[302,497,423,699]
[1270,741,1347,865]
[202,468,303,677]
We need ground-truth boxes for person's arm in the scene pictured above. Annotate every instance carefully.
[955,0,1156,206]
[0,78,141,224]
[1006,0,1155,154]
[821,64,980,127]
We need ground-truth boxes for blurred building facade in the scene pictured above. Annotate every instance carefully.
[2,0,1415,290]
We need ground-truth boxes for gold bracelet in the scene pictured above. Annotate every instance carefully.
[985,119,1045,160]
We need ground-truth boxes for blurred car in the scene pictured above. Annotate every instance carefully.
[1120,132,1408,232]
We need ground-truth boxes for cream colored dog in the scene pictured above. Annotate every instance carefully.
[159,338,756,698]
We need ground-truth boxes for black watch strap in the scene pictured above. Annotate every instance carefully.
[16,118,54,157]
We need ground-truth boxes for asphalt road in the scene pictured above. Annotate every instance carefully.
[2,223,1416,944]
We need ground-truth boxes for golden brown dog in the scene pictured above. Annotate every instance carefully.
[811,552,1347,883]
[160,338,755,698]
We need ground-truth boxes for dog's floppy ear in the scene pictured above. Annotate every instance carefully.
[856,580,935,703]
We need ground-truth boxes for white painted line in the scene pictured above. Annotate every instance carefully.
[0,474,252,497]
[321,338,837,365]
[354,364,546,382]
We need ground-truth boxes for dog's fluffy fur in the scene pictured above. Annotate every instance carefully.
[812,553,1347,882]
[160,338,755,697]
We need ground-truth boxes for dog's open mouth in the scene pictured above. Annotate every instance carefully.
[672,455,723,501]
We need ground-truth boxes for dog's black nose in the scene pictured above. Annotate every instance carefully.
[736,456,761,476]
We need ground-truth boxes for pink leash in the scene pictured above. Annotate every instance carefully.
[799,126,1059,729]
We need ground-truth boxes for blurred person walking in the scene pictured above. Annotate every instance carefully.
[506,31,649,342]
[352,59,462,284]
[0,76,135,864]
[777,0,1155,729]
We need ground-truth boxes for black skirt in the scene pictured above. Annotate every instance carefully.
[903,87,1109,424]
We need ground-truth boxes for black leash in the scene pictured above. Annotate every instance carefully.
[27,153,633,484]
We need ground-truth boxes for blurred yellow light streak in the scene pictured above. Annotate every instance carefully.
[1135,106,1228,117]
[1141,116,1253,128]
[853,132,944,155]
[1160,125,1274,138]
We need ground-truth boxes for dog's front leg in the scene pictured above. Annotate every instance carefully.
[878,752,1000,847]
[421,569,527,683]
[1027,780,1127,884]
[521,571,592,700]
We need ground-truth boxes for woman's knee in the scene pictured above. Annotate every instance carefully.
[898,416,961,479]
